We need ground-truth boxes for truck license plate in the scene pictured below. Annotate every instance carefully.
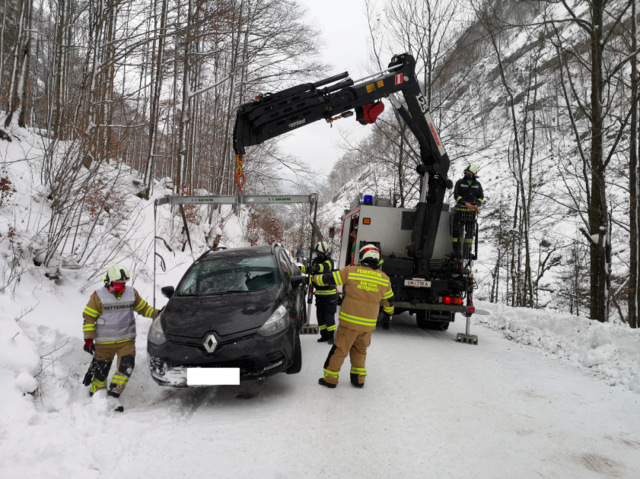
[404,279,431,288]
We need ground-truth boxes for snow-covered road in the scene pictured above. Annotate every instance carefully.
[101,312,640,479]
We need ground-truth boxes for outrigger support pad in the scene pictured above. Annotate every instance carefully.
[456,316,478,345]
[301,324,319,335]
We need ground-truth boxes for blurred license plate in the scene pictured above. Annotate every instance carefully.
[404,279,431,288]
[187,368,240,386]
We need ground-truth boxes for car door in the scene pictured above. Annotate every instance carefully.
[277,250,302,324]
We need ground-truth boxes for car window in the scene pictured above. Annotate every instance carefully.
[177,255,278,296]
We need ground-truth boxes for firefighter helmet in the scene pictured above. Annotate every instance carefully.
[359,244,380,263]
[105,264,131,285]
[315,241,330,255]
[465,164,478,175]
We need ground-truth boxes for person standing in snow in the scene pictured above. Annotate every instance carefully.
[82,264,159,412]
[451,164,484,260]
[300,241,337,344]
[313,244,394,389]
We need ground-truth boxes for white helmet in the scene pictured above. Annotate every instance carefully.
[465,164,478,175]
[359,244,380,263]
[315,241,330,255]
[105,264,131,285]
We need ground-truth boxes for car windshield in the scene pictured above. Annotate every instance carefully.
[177,255,278,296]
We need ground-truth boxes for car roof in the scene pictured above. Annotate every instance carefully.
[196,245,278,262]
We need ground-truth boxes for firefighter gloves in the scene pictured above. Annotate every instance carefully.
[84,339,95,355]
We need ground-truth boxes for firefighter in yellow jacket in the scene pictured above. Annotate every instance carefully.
[82,264,159,411]
[312,244,394,389]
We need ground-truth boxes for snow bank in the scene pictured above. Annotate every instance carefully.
[474,301,640,392]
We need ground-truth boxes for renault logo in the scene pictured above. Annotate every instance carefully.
[203,334,217,353]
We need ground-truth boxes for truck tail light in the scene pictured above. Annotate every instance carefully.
[440,296,462,305]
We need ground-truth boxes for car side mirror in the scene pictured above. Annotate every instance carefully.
[161,286,175,298]
[290,275,305,286]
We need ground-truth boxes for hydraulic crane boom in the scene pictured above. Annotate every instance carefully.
[232,53,453,277]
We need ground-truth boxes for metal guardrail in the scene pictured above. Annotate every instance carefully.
[155,194,317,206]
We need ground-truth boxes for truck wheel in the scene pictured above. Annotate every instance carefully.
[286,331,302,374]
[416,311,450,331]
[436,321,450,331]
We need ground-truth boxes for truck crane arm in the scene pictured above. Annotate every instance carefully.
[232,53,453,276]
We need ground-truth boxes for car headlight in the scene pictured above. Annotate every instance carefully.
[257,305,290,337]
[148,313,167,345]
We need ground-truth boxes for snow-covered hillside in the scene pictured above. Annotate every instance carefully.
[2,130,640,478]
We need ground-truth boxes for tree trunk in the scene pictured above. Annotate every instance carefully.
[630,0,639,328]
[588,0,608,322]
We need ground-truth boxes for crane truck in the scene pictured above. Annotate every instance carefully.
[233,53,479,344]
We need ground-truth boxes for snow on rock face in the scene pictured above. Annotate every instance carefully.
[475,301,640,393]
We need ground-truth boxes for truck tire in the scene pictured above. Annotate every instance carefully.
[286,331,302,374]
[415,311,451,331]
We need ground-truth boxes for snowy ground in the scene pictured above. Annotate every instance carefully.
[2,306,640,479]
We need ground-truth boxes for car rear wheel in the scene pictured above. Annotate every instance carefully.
[286,331,302,374]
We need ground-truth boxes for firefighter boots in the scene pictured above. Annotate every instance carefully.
[318,378,337,389]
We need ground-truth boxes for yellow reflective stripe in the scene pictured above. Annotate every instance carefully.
[319,324,327,330]
[383,306,394,314]
[84,308,99,318]
[350,367,366,375]
[315,289,337,295]
[92,379,106,386]
[348,274,389,286]
[95,338,134,345]
[145,308,154,318]
[327,325,336,331]
[465,239,474,243]
[112,376,129,384]
[315,275,325,286]
[135,300,147,312]
[457,196,462,201]
[332,272,343,285]
[323,369,339,378]
[452,238,458,243]
[382,290,394,299]
[339,311,377,326]
[83,325,96,331]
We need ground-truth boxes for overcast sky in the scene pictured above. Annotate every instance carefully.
[276,0,376,185]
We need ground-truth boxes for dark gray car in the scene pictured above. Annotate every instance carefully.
[148,245,306,387]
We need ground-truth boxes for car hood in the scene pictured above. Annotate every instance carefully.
[162,287,283,338]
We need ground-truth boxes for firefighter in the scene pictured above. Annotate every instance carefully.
[313,244,394,389]
[452,164,484,259]
[300,241,337,343]
[82,264,159,412]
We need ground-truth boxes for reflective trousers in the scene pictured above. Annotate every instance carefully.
[323,324,372,385]
[452,213,476,259]
[315,295,337,338]
[90,340,136,397]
